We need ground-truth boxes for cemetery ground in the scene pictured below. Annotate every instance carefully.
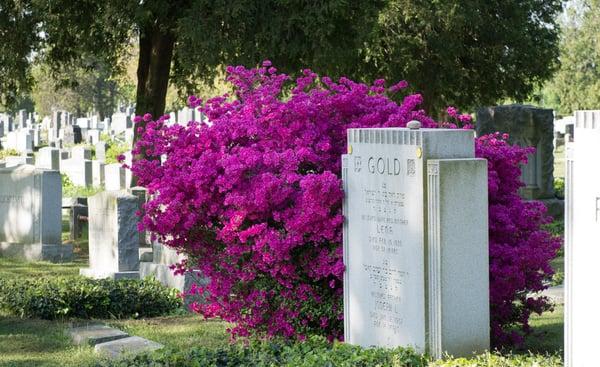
[0,218,565,366]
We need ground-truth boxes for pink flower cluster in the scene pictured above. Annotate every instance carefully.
[131,64,559,346]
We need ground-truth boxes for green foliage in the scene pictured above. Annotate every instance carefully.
[360,0,562,114]
[0,1,38,108]
[554,177,565,199]
[542,1,600,116]
[0,276,182,320]
[96,336,562,367]
[105,140,130,164]
[61,174,103,198]
[0,148,21,160]
[98,336,426,367]
[30,61,121,119]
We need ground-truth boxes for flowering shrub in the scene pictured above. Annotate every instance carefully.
[130,62,560,346]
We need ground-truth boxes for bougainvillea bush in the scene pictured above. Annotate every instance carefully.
[129,62,560,346]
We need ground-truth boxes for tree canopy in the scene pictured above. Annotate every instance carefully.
[542,0,600,116]
[1,0,563,118]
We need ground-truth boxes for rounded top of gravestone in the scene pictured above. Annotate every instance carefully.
[407,120,421,130]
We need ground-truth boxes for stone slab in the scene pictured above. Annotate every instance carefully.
[95,336,163,359]
[69,324,129,346]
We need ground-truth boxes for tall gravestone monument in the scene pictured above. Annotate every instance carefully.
[342,126,489,358]
[565,110,600,367]
[80,191,140,279]
[0,165,72,262]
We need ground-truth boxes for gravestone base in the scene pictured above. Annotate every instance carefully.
[79,268,139,280]
[0,243,73,262]
[139,262,205,293]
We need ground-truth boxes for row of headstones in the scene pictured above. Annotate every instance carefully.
[0,164,199,294]
[0,144,132,191]
[78,189,203,293]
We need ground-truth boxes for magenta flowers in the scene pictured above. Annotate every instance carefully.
[131,64,560,346]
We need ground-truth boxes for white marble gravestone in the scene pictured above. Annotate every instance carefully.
[342,127,489,358]
[80,191,140,279]
[37,147,60,171]
[565,110,600,367]
[104,163,127,191]
[61,158,93,187]
[0,165,72,262]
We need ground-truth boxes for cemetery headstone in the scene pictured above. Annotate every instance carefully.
[95,142,108,162]
[80,191,140,279]
[0,165,72,262]
[104,164,127,191]
[72,146,92,161]
[139,239,205,296]
[565,110,600,366]
[63,125,83,146]
[37,147,60,170]
[61,158,93,187]
[92,160,105,187]
[342,127,489,358]
[476,104,554,200]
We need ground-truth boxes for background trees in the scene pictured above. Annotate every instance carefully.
[1,1,564,120]
[541,0,600,116]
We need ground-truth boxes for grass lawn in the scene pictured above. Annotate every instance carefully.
[0,255,564,366]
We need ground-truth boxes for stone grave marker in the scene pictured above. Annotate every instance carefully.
[476,105,554,200]
[36,147,60,171]
[104,163,127,191]
[80,191,140,279]
[0,165,72,262]
[61,158,93,187]
[63,125,82,146]
[95,142,108,162]
[565,110,600,366]
[343,127,489,358]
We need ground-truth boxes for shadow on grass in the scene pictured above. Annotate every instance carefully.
[507,304,564,356]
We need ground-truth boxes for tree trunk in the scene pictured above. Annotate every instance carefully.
[131,25,176,186]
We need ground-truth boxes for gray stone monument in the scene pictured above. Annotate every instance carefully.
[139,240,205,294]
[476,104,554,200]
[343,127,489,358]
[80,191,140,279]
[565,110,600,367]
[0,165,72,262]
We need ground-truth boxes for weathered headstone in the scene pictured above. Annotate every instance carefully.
[129,186,147,246]
[565,110,600,366]
[343,127,489,358]
[476,105,554,200]
[80,191,140,279]
[0,165,72,262]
